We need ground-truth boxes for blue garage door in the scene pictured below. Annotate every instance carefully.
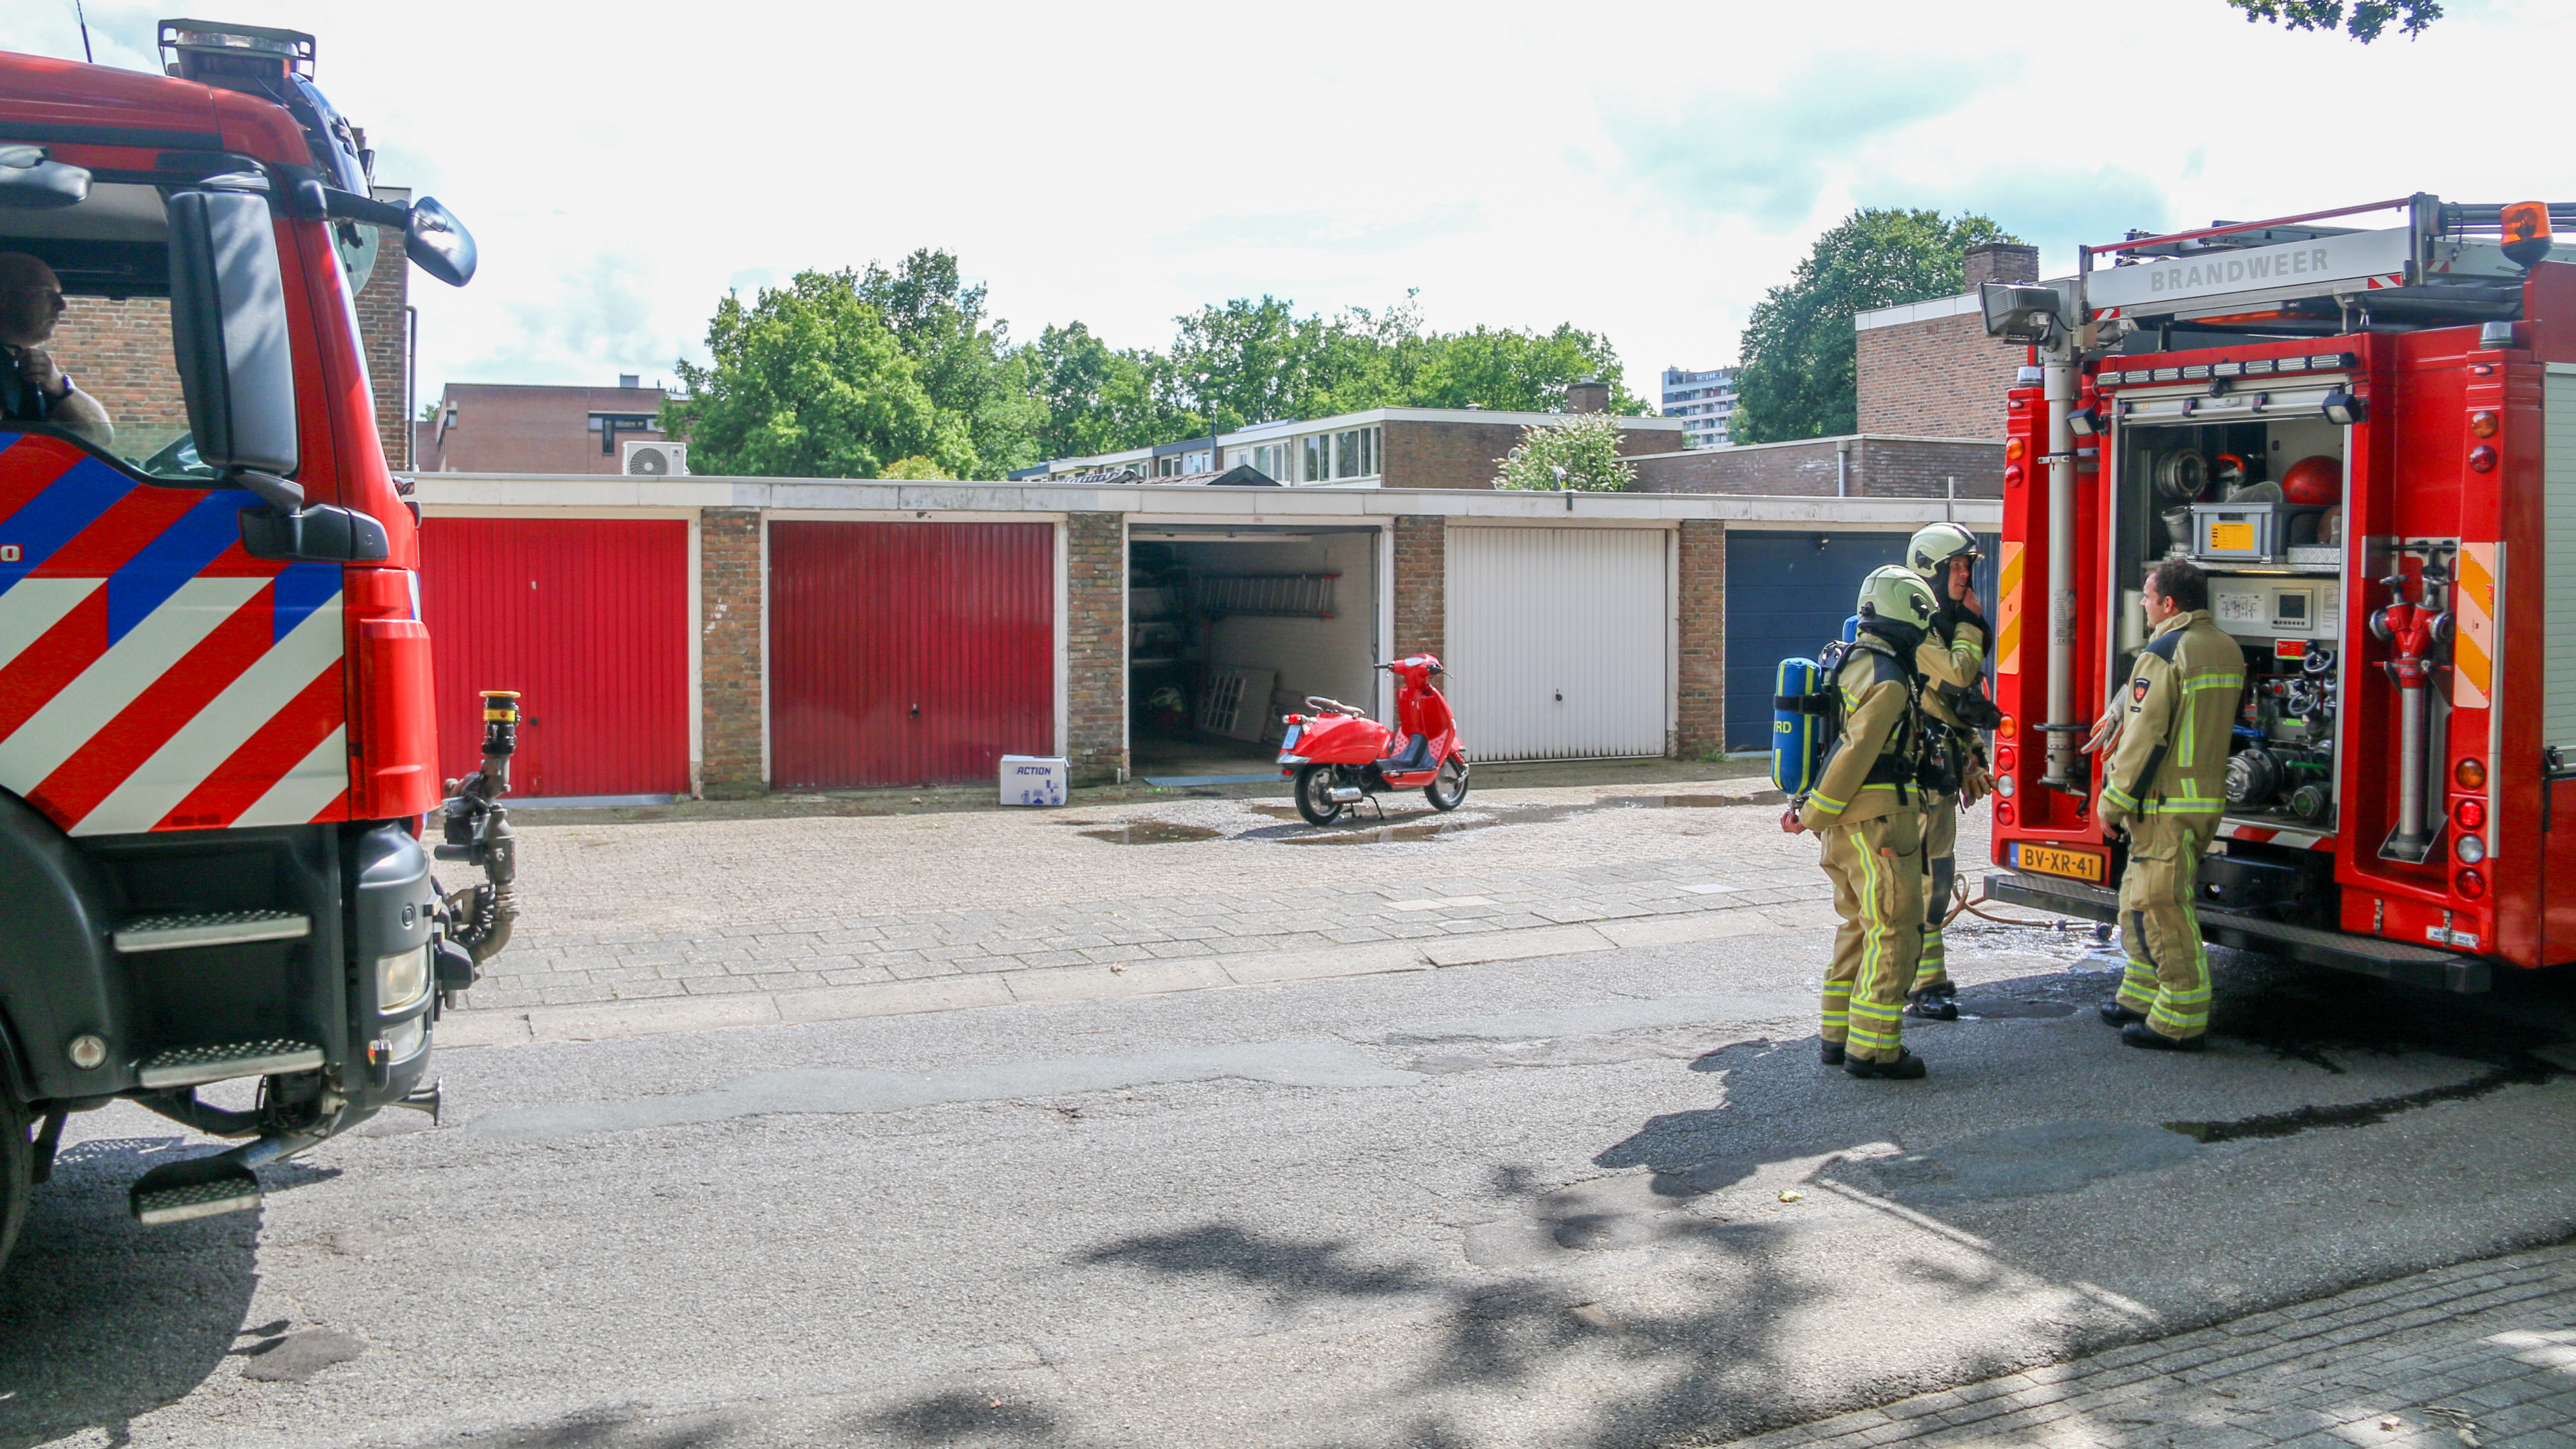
[1722,529,1996,752]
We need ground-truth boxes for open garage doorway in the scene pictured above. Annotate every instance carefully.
[1126,526,1381,784]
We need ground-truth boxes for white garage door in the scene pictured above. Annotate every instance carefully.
[1446,527,1670,760]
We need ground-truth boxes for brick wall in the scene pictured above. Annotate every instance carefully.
[1675,519,1725,758]
[354,196,412,469]
[46,297,189,459]
[699,507,765,797]
[1391,516,1444,659]
[1628,436,2002,498]
[1855,310,2022,439]
[1063,511,1127,784]
[1382,418,1681,490]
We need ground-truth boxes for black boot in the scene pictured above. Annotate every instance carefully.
[2100,1001,2147,1028]
[1845,1049,1927,1080]
[1907,983,1958,1021]
[1819,1041,1846,1066]
[2121,1022,2207,1053]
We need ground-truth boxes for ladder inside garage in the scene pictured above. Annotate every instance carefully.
[1184,573,1338,619]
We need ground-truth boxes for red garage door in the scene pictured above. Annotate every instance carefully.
[770,521,1054,788]
[418,518,692,799]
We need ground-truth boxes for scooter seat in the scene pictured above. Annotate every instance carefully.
[1381,732,1435,774]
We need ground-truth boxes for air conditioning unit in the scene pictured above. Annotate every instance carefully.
[623,441,688,477]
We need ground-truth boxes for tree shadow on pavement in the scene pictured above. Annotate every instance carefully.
[0,1136,263,1449]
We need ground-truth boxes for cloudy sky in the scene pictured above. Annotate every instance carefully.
[9,0,2567,408]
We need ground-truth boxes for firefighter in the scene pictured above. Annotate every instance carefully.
[0,252,114,451]
[1783,565,1939,1080]
[1901,523,1998,1021]
[2088,558,2244,1052]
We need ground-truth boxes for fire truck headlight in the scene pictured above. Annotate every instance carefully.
[2456,833,2487,866]
[1996,775,2016,798]
[2322,388,2367,426]
[378,947,431,1013]
[2068,406,2103,439]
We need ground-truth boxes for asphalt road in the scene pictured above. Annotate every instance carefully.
[6,918,2574,1449]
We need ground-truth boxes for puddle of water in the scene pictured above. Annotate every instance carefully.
[1267,791,1789,845]
[1953,996,2079,1019]
[1079,822,1222,846]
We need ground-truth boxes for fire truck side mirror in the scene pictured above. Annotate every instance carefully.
[404,196,478,289]
[167,188,299,477]
[0,145,90,209]
[1980,281,2064,344]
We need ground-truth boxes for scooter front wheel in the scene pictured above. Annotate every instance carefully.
[1294,764,1345,826]
[1425,756,1469,812]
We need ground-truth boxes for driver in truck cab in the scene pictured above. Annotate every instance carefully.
[0,251,114,450]
[2088,558,2244,1053]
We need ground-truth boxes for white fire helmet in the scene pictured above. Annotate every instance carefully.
[1906,522,1982,581]
[1857,565,1938,630]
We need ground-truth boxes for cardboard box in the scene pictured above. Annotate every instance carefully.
[999,755,1066,807]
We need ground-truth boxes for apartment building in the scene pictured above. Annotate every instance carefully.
[1659,365,1737,448]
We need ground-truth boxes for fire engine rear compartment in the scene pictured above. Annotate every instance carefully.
[2109,406,2359,864]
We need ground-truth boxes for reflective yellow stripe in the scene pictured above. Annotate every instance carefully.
[2104,784,2141,811]
[1811,791,1848,813]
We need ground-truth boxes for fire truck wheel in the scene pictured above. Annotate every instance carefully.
[0,1088,30,1273]
[1294,764,1345,826]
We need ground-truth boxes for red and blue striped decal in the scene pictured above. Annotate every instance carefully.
[0,431,349,836]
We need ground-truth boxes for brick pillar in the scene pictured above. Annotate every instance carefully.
[1964,242,2040,288]
[1676,520,1727,758]
[1392,516,1445,659]
[354,188,413,469]
[1064,511,1127,784]
[699,508,766,797]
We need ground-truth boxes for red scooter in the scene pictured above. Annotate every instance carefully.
[1276,654,1469,826]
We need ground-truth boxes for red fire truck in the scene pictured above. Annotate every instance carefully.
[1976,194,2572,993]
[0,21,516,1267]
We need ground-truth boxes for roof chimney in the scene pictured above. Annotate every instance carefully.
[1566,375,1609,414]
[619,373,641,390]
[1963,243,2040,289]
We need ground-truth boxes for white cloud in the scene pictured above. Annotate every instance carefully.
[5,0,2564,407]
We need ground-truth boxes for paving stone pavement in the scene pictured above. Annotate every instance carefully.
[458,777,2009,1025]
[1708,1243,2576,1449]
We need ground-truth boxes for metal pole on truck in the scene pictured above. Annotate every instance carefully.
[2040,252,2087,792]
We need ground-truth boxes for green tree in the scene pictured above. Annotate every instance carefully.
[2221,0,2439,41]
[663,269,975,479]
[879,455,955,480]
[1406,323,1647,415]
[1028,321,1176,459]
[1495,413,1636,492]
[852,249,1041,474]
[1730,208,2020,444]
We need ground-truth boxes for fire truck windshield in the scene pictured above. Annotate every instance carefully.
[3,181,236,484]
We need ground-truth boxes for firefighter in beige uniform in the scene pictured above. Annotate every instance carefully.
[1902,524,1998,1020]
[1787,566,1939,1080]
[2090,559,2244,1052]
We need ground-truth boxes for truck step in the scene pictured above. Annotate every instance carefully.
[1988,871,2489,992]
[113,909,310,954]
[129,1158,262,1226]
[136,1039,325,1090]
